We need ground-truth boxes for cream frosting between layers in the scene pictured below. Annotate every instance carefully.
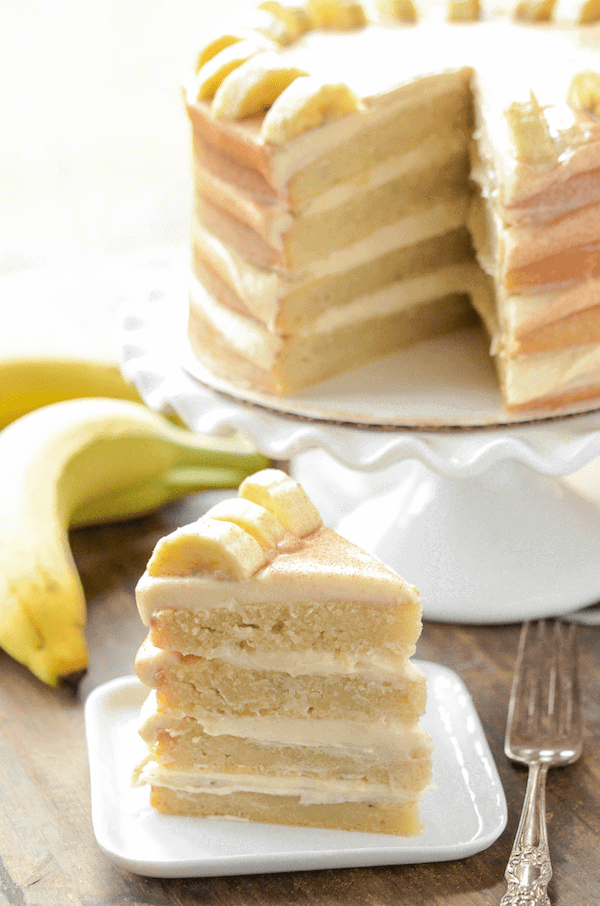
[138,761,428,806]
[139,691,430,759]
[194,191,469,280]
[136,637,424,682]
[193,222,474,333]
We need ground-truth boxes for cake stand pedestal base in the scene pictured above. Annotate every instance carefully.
[292,450,600,623]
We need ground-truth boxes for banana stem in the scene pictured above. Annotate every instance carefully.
[70,463,262,528]
[68,420,271,528]
[168,433,270,473]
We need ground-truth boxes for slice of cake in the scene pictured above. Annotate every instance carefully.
[182,0,600,413]
[133,468,432,835]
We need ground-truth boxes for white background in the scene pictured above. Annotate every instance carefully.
[0,0,251,274]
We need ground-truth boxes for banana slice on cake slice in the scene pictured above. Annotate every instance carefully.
[207,497,288,547]
[146,470,321,582]
[239,469,322,537]
[147,517,267,580]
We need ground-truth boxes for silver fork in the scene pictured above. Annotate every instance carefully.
[501,620,583,906]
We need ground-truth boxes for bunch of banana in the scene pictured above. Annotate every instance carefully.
[0,397,269,688]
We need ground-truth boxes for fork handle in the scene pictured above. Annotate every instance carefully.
[500,761,552,906]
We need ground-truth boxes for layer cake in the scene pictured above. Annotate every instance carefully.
[184,0,600,412]
[134,468,432,834]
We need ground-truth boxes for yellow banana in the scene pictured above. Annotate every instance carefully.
[0,397,269,687]
[261,76,360,144]
[239,468,322,536]
[211,51,308,119]
[0,356,143,430]
[196,38,271,101]
[143,469,319,581]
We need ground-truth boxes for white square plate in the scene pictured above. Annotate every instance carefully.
[84,661,507,878]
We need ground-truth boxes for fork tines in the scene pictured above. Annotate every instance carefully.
[506,620,581,761]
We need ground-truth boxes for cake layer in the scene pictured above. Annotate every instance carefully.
[146,595,420,667]
[196,154,469,272]
[146,787,424,835]
[195,190,471,274]
[135,640,427,722]
[138,695,432,785]
[194,123,469,233]
[503,201,600,287]
[193,222,475,333]
[188,281,477,393]
[140,761,425,806]
[506,243,600,293]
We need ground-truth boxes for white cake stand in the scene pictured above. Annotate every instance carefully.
[120,285,600,625]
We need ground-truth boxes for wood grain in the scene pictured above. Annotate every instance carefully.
[1,491,598,905]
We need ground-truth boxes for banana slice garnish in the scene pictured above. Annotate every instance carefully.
[211,51,308,119]
[196,38,273,101]
[568,69,600,115]
[307,0,368,28]
[257,1,313,38]
[374,0,418,21]
[505,92,559,166]
[147,517,267,580]
[239,469,323,537]
[207,497,288,547]
[261,75,361,143]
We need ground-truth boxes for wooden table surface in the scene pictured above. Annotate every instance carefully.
[1,491,598,906]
